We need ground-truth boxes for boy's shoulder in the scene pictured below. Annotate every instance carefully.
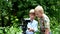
[43,14,48,18]
[43,14,50,22]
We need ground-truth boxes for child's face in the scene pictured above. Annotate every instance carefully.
[35,11,42,18]
[29,14,35,20]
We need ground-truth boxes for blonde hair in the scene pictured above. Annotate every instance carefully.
[29,9,35,15]
[35,5,44,14]
[29,9,35,13]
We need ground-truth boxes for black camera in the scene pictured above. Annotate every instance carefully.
[24,18,31,23]
[21,18,31,34]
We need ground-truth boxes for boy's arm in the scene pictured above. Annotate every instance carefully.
[45,22,50,34]
[44,17,50,34]
[27,23,31,30]
[33,21,38,32]
[27,23,34,32]
[29,21,38,32]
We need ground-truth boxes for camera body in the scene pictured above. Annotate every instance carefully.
[21,18,31,34]
[24,18,31,23]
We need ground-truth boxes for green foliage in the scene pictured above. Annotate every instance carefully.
[0,26,22,34]
[5,26,22,34]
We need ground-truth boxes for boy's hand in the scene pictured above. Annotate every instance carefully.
[28,28,30,30]
[30,28,34,32]
[45,28,49,34]
[28,28,34,32]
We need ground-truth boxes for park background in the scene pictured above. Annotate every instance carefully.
[0,0,60,34]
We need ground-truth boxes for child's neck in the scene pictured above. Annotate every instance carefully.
[30,18,34,21]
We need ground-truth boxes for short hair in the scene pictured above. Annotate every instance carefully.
[29,9,35,16]
[29,9,35,13]
[35,5,44,14]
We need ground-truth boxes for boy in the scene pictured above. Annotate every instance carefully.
[26,9,38,34]
[35,5,50,34]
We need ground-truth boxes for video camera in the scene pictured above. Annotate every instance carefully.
[23,18,31,23]
[21,18,31,34]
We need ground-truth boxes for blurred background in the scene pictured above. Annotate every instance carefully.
[0,0,60,34]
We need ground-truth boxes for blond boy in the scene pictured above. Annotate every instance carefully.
[35,5,50,34]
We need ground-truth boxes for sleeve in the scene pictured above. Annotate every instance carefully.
[27,23,31,28]
[33,21,38,32]
[44,17,50,29]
